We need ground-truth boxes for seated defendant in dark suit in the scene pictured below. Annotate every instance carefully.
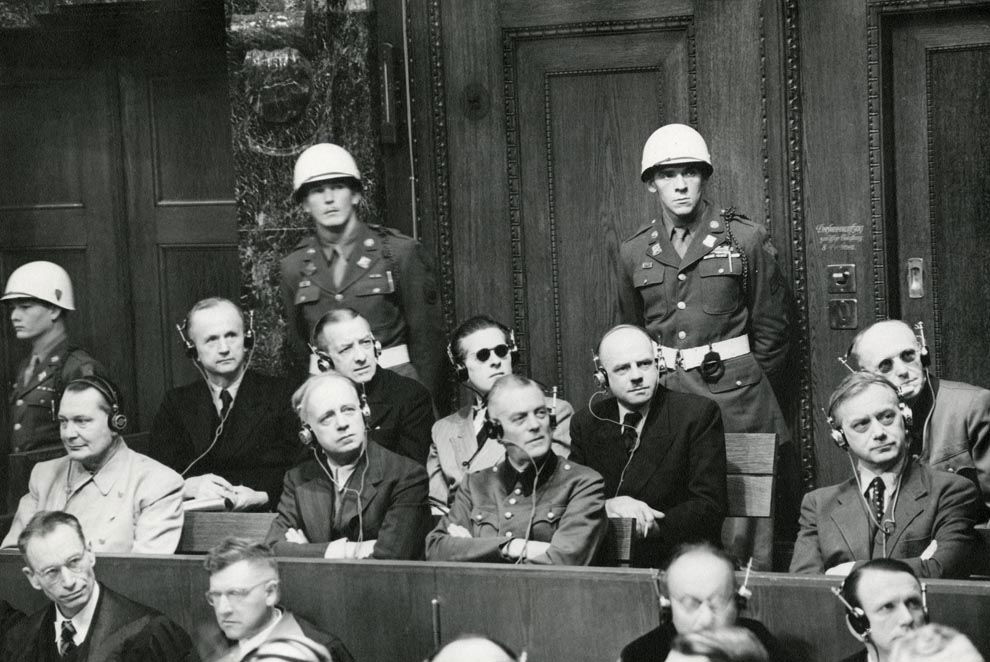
[1,510,192,662]
[426,374,606,564]
[267,372,431,559]
[790,372,983,579]
[149,297,300,509]
[570,324,727,568]
[195,537,353,662]
[310,308,434,464]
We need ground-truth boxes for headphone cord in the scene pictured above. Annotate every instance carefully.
[312,445,370,553]
[180,343,256,479]
[587,390,643,498]
[847,454,905,557]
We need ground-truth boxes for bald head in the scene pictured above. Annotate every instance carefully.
[667,547,738,634]
[851,320,927,401]
[432,637,517,662]
[597,325,659,409]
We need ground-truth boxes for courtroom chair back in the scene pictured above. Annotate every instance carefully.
[177,511,277,554]
[724,433,777,518]
[123,430,152,456]
[5,444,65,512]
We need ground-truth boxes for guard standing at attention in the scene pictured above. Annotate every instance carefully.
[280,143,443,397]
[616,124,792,569]
[3,261,104,453]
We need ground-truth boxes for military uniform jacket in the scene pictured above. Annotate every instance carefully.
[279,222,444,395]
[8,337,103,452]
[0,584,192,662]
[616,201,791,439]
[425,451,606,565]
[789,459,984,579]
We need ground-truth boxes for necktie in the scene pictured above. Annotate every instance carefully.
[59,620,77,657]
[219,389,233,419]
[23,354,41,386]
[475,406,490,446]
[868,476,885,524]
[671,226,690,258]
[621,412,643,453]
[330,244,347,288]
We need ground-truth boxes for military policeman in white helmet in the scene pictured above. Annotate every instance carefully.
[280,144,443,398]
[2,261,104,454]
[616,124,793,569]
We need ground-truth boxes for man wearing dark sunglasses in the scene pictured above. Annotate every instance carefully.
[790,372,982,578]
[427,315,574,511]
[850,319,990,511]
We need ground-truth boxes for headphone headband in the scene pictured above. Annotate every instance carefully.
[62,375,128,432]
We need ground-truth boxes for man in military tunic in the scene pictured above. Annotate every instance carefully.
[280,143,443,397]
[3,261,103,454]
[616,124,792,569]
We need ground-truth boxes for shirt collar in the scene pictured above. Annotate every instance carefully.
[237,608,283,655]
[660,200,707,236]
[33,330,69,364]
[857,455,906,499]
[616,401,650,433]
[54,581,100,648]
[498,450,558,496]
[208,369,246,413]
[318,216,362,259]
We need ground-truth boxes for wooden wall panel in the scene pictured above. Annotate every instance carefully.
[158,246,241,391]
[4,555,990,662]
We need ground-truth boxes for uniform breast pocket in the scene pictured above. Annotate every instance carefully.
[530,502,568,540]
[698,257,743,315]
[294,285,321,307]
[469,508,500,537]
[634,266,667,318]
[352,272,397,298]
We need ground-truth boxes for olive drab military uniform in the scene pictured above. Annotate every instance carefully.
[617,201,790,441]
[280,221,444,396]
[8,338,103,452]
[617,201,793,569]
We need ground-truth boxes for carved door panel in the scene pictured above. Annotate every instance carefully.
[435,0,780,412]
[888,9,990,385]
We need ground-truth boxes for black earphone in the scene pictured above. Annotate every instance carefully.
[309,311,382,372]
[176,309,256,359]
[481,389,558,442]
[826,402,914,450]
[298,393,372,448]
[831,586,872,637]
[447,327,519,383]
[62,375,128,433]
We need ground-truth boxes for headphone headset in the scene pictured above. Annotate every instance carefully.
[62,375,128,433]
[825,401,914,450]
[914,321,931,368]
[177,308,256,360]
[309,311,382,373]
[592,326,662,391]
[831,578,929,639]
[244,636,331,662]
[298,392,372,448]
[654,558,753,625]
[447,327,519,383]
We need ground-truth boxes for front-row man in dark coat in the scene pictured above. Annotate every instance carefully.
[195,537,353,662]
[425,374,606,565]
[570,324,727,568]
[1,510,191,662]
[149,297,300,509]
[620,543,791,662]
[310,307,435,465]
[266,372,431,560]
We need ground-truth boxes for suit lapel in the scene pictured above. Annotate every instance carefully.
[886,462,926,551]
[181,381,220,454]
[829,480,872,559]
[620,390,675,497]
[299,471,334,542]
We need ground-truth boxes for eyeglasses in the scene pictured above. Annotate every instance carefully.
[472,344,511,363]
[205,578,277,606]
[33,553,90,585]
[671,592,734,614]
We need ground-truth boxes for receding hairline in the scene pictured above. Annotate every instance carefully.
[598,325,654,365]
[294,372,360,421]
[667,547,736,587]
[315,312,373,349]
[850,319,916,363]
[831,380,899,426]
[187,298,244,337]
